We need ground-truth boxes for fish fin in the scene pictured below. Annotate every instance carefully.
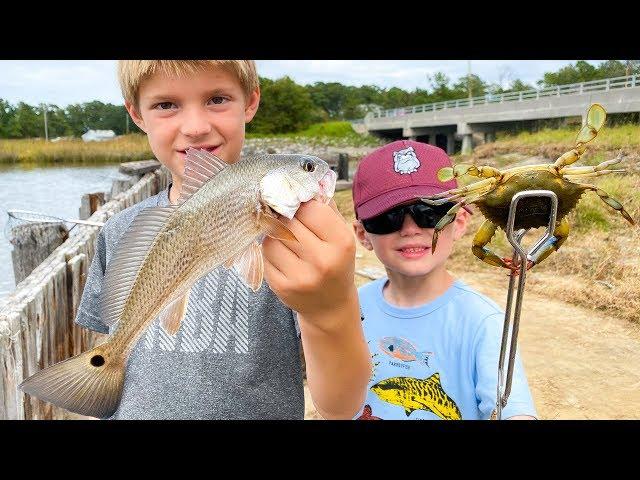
[159,290,191,336]
[101,206,176,327]
[405,407,414,417]
[258,213,298,242]
[19,344,126,419]
[426,372,441,383]
[177,148,228,205]
[231,242,264,292]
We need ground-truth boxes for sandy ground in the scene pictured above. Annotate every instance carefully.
[303,243,640,420]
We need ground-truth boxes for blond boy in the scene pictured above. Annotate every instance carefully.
[75,61,370,419]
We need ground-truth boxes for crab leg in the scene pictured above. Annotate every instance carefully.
[559,153,624,175]
[472,220,513,269]
[422,177,498,201]
[564,170,625,180]
[528,217,570,267]
[554,105,606,169]
[573,182,635,225]
[553,144,588,169]
[431,192,489,253]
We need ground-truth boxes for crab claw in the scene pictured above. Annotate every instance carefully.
[503,258,534,277]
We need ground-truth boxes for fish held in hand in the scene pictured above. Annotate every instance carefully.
[19,149,337,418]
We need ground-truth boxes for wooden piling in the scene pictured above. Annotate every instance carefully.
[79,192,105,220]
[0,164,170,419]
[10,223,69,284]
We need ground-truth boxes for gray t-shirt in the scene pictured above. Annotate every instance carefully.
[76,187,304,419]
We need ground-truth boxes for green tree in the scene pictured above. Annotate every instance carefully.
[307,82,352,119]
[249,76,316,133]
[6,102,42,138]
[452,74,488,98]
[65,103,87,136]
[0,99,16,138]
[427,72,457,102]
[383,87,411,108]
[45,104,72,137]
[538,60,598,86]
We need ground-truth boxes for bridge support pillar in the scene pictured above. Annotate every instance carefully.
[461,134,473,154]
[446,134,455,154]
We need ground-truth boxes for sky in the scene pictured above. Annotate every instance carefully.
[0,60,605,108]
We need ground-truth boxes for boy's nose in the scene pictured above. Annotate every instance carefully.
[180,111,213,138]
[399,214,424,236]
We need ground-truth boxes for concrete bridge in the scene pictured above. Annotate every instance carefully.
[357,75,640,154]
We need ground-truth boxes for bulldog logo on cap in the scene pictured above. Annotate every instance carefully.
[393,146,420,174]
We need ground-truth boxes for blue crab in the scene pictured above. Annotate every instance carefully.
[421,103,635,272]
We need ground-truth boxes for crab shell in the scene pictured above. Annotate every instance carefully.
[474,167,586,230]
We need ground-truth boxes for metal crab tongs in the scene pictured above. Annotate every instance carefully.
[493,190,559,420]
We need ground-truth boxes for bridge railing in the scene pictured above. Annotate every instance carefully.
[370,74,640,119]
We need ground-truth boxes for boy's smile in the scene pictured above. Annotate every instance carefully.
[126,66,260,203]
[396,243,431,259]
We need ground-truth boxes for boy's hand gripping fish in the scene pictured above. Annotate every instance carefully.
[19,149,337,418]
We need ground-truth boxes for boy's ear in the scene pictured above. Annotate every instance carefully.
[352,220,373,251]
[452,209,470,241]
[244,88,260,123]
[125,101,146,133]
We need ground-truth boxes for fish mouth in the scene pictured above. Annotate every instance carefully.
[316,169,337,203]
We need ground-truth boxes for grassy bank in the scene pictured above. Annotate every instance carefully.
[246,121,382,148]
[474,124,640,165]
[0,135,154,164]
[1,122,381,164]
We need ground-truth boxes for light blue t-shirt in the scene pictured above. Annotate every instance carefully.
[354,277,537,420]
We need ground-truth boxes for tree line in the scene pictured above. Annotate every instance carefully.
[1,60,638,138]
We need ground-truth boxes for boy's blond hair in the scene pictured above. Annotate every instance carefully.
[118,60,259,107]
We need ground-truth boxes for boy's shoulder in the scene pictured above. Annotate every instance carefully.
[449,280,503,318]
[357,277,386,299]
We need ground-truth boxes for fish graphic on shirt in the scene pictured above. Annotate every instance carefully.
[370,373,462,420]
[378,336,434,367]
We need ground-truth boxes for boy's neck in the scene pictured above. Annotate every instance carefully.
[168,177,182,205]
[382,265,455,308]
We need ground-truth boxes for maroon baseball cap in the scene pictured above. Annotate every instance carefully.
[353,140,469,220]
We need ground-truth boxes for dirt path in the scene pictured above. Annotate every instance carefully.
[304,244,640,420]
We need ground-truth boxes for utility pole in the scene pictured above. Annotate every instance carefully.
[467,60,472,99]
[42,103,49,141]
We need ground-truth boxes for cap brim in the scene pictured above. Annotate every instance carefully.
[356,185,472,220]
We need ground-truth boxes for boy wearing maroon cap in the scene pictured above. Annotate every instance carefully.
[351,140,537,420]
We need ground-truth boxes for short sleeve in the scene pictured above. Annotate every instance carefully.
[75,227,110,334]
[474,312,538,419]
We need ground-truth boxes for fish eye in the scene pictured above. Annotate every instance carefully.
[301,159,316,172]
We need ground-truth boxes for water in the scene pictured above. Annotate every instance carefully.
[0,163,122,300]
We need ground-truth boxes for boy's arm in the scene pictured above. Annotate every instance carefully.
[475,313,538,420]
[75,227,110,334]
[263,200,372,419]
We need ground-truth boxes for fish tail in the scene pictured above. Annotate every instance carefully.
[19,343,126,419]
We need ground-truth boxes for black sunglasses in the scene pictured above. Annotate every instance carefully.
[361,202,455,235]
